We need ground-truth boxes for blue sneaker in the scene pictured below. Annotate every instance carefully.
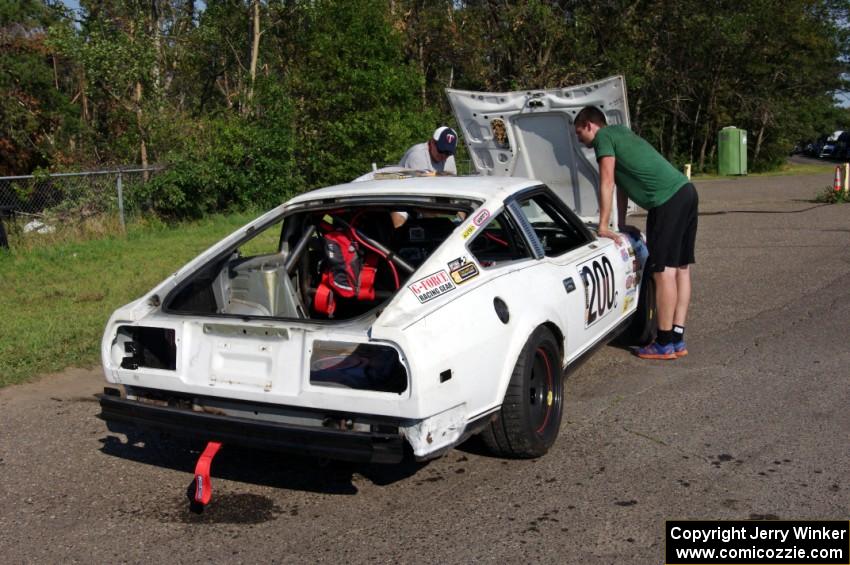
[672,340,688,358]
[636,341,677,360]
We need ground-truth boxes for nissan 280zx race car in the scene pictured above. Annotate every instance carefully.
[98,75,653,463]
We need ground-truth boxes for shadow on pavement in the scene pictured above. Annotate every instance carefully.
[99,422,428,496]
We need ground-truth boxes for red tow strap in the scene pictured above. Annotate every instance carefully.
[314,271,336,316]
[192,441,222,507]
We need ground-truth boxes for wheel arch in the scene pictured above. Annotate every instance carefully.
[491,318,565,411]
[480,320,566,457]
[541,321,565,364]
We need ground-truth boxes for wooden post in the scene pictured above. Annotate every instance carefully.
[0,206,12,250]
[684,164,692,180]
[0,213,8,250]
[116,172,126,233]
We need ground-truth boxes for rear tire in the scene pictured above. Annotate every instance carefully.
[482,327,563,458]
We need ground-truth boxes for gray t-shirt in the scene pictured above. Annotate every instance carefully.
[399,142,457,174]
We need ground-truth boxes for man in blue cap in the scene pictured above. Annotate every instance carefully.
[399,126,458,174]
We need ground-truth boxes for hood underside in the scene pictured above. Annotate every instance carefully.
[447,75,630,219]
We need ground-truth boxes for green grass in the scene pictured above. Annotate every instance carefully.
[692,160,836,181]
[0,212,258,387]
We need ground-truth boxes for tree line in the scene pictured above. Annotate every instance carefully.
[2,0,848,217]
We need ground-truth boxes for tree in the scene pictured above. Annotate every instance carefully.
[0,0,77,174]
[288,0,438,187]
[142,80,304,217]
[4,0,849,207]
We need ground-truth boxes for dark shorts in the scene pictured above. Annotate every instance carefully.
[646,183,698,272]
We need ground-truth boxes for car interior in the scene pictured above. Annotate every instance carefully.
[164,203,475,321]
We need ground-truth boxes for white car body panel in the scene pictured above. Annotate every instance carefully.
[100,82,647,462]
[101,176,646,460]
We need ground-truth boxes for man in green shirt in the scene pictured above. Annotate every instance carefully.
[574,106,698,360]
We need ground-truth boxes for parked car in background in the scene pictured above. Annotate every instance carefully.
[819,130,844,159]
[813,134,829,158]
[835,131,850,160]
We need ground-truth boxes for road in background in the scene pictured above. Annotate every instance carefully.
[1,170,847,563]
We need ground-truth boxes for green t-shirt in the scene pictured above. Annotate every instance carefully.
[592,125,688,209]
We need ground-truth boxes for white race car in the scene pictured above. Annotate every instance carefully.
[99,76,652,463]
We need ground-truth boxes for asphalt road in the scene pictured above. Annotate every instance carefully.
[1,171,848,564]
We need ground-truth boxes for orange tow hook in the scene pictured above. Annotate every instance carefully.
[189,441,222,511]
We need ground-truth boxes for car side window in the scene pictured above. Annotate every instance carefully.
[517,193,590,257]
[468,211,531,268]
[237,218,286,257]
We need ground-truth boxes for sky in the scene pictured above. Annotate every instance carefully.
[61,0,80,13]
[60,1,205,14]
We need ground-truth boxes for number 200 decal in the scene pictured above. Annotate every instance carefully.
[578,255,618,328]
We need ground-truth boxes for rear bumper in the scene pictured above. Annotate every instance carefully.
[98,394,406,464]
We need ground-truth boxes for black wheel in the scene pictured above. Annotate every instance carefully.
[616,268,657,346]
[482,327,563,458]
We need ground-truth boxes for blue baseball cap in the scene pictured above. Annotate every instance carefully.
[433,126,458,155]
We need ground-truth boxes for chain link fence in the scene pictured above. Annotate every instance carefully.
[0,162,475,250]
[0,167,162,248]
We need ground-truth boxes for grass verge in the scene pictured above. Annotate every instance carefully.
[692,160,835,181]
[0,212,257,387]
[814,186,850,203]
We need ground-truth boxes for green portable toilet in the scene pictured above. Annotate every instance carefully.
[718,126,747,175]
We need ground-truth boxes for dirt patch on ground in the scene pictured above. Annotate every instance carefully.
[0,366,103,404]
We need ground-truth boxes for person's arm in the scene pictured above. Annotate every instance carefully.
[615,185,628,228]
[597,156,622,243]
[614,187,643,239]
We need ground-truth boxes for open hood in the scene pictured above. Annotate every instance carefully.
[447,75,629,219]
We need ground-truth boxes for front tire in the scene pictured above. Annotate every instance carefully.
[482,327,564,458]
[616,268,657,346]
